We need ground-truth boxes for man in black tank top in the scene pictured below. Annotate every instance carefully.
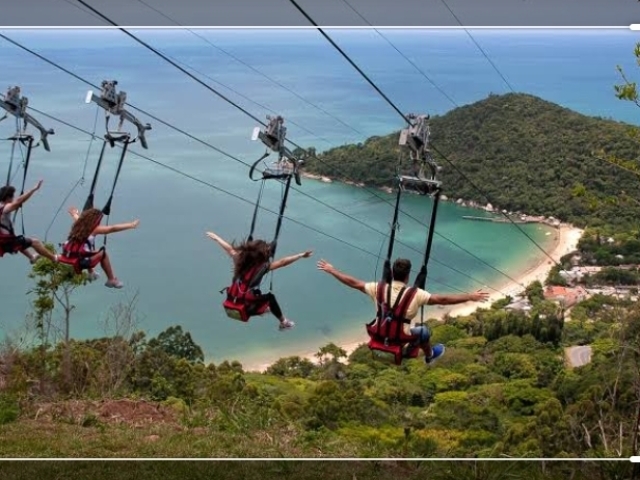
[0,182,59,264]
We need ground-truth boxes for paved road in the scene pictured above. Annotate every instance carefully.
[566,346,592,367]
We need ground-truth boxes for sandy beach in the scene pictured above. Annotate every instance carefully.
[244,223,584,372]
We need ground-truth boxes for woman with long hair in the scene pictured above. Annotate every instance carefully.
[60,206,139,289]
[206,231,312,330]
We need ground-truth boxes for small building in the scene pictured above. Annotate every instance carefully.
[504,298,532,312]
[544,286,589,308]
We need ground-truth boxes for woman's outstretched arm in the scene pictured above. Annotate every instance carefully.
[94,220,140,235]
[206,231,237,257]
[269,250,313,271]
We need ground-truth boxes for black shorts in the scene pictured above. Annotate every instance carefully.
[77,251,103,270]
[0,235,32,253]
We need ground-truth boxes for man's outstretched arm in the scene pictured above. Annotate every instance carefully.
[317,259,366,293]
[427,290,490,305]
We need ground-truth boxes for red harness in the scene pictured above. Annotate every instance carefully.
[57,214,104,274]
[222,262,270,322]
[366,282,420,365]
[57,238,103,274]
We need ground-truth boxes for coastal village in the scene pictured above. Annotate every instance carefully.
[501,239,639,369]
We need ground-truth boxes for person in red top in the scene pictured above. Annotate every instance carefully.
[62,206,139,289]
[206,231,312,330]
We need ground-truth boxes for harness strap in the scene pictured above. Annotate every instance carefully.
[61,232,99,257]
[376,282,407,319]
[394,287,419,338]
[246,262,269,289]
[0,205,15,236]
[226,261,270,301]
[372,282,415,341]
[62,250,102,259]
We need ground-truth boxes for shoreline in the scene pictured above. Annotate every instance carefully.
[300,172,563,229]
[242,221,584,373]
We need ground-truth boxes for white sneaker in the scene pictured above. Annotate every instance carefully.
[87,271,99,282]
[105,278,124,289]
[278,318,295,331]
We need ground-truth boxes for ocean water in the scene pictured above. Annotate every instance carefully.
[0,28,635,366]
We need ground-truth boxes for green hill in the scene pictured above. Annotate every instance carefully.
[306,93,640,229]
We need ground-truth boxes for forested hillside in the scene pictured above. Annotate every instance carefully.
[0,286,638,462]
[306,93,640,229]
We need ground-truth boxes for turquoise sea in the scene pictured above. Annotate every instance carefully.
[0,28,636,367]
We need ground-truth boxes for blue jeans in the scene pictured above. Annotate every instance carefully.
[409,325,431,346]
[403,325,432,359]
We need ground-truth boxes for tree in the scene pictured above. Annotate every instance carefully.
[315,342,347,366]
[306,92,640,229]
[28,246,87,347]
[27,245,87,391]
[525,281,545,304]
[612,46,640,460]
[146,325,204,363]
[265,356,316,378]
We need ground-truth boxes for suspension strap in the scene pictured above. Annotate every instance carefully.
[414,187,442,326]
[268,172,293,261]
[83,139,108,212]
[5,140,16,187]
[100,135,132,247]
[5,116,20,186]
[382,176,403,286]
[12,135,34,235]
[101,134,131,217]
[247,179,265,242]
[413,187,441,290]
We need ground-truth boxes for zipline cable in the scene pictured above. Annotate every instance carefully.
[0,34,513,293]
[0,31,524,290]
[30,103,498,294]
[30,104,470,293]
[339,0,458,108]
[132,0,365,138]
[286,0,562,269]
